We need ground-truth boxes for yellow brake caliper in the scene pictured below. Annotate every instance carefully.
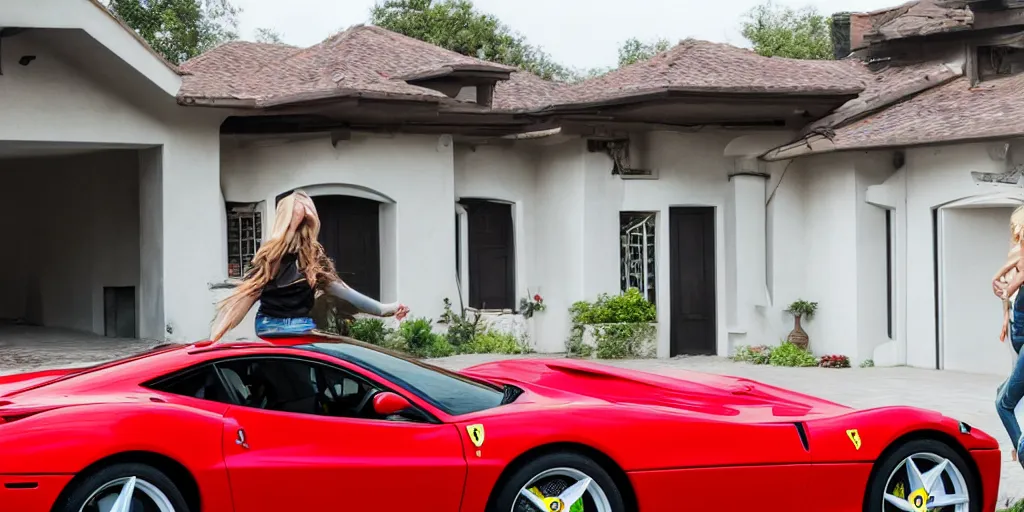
[528,487,583,512]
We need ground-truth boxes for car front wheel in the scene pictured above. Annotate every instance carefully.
[491,451,625,512]
[866,438,979,512]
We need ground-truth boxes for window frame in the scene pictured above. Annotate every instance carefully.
[144,354,441,424]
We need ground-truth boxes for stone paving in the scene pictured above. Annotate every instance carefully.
[1,326,1022,506]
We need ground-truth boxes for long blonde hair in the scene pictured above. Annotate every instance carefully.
[1013,205,1024,245]
[209,191,341,342]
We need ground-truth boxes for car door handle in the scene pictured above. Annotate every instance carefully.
[235,428,249,449]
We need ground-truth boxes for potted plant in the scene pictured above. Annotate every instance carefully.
[785,299,818,351]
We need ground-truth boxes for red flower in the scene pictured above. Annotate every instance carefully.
[534,294,542,302]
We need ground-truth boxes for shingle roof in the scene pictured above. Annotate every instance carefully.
[179,24,513,106]
[827,73,1024,150]
[559,39,867,106]
[492,70,571,111]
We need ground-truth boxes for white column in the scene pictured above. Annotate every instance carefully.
[160,124,225,342]
[729,158,768,342]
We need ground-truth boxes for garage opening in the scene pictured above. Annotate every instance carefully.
[938,206,1016,375]
[0,143,161,352]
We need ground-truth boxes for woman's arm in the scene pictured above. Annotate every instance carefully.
[995,249,1021,282]
[324,281,408,319]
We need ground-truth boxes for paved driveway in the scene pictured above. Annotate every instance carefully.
[433,354,1024,507]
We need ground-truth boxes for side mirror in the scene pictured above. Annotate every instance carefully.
[373,391,412,416]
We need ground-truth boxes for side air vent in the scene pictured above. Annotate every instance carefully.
[794,422,810,451]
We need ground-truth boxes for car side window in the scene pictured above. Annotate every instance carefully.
[148,364,234,404]
[213,357,400,421]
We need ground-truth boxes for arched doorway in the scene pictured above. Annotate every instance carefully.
[312,195,382,300]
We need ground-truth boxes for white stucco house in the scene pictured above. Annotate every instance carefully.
[4,0,1024,375]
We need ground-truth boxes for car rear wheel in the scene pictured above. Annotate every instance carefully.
[56,462,189,512]
[492,452,625,512]
[866,438,978,512]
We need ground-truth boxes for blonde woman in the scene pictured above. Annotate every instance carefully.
[210,190,408,342]
[994,205,1024,468]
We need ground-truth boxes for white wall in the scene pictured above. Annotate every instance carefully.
[0,151,139,335]
[220,133,460,340]
[763,151,893,363]
[862,141,1024,373]
[0,28,228,343]
[532,140,587,352]
[939,206,1017,374]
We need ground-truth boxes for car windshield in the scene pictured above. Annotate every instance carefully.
[301,342,505,416]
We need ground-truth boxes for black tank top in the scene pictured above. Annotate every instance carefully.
[257,254,316,318]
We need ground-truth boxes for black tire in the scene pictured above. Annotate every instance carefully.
[490,451,626,512]
[55,462,190,512]
[865,439,980,512]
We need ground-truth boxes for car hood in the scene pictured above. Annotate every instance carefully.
[460,358,853,421]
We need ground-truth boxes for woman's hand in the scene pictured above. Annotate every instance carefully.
[995,278,1009,298]
[395,304,409,321]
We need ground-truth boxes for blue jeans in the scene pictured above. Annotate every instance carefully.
[254,314,316,338]
[996,293,1024,453]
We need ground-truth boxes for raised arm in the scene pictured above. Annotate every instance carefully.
[324,281,408,319]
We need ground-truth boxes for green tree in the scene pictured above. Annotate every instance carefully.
[741,1,833,60]
[370,0,573,81]
[253,27,284,44]
[617,37,671,67]
[106,0,240,64]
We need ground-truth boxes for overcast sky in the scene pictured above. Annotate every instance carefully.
[231,0,895,70]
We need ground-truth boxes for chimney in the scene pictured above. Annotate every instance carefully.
[831,12,851,59]
[850,12,870,51]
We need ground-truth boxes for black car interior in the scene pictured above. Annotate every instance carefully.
[152,357,423,422]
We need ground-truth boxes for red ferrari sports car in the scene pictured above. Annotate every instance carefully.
[0,336,1001,512]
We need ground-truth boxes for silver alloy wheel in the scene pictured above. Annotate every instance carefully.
[514,467,613,512]
[79,476,176,512]
[882,452,971,512]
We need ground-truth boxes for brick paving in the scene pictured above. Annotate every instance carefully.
[0,326,1021,506]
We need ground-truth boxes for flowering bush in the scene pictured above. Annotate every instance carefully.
[819,354,851,369]
[520,291,546,319]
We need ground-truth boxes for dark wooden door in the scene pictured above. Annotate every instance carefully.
[669,207,716,356]
[464,200,515,310]
[312,195,381,300]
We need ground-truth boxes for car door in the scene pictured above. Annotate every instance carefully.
[214,356,467,512]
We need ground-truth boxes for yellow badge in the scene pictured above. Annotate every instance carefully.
[466,424,485,448]
[846,429,862,450]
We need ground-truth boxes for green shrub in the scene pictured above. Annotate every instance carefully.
[565,330,594,358]
[348,318,390,346]
[462,329,532,355]
[733,345,772,364]
[786,299,818,319]
[569,288,656,325]
[859,359,875,368]
[567,289,656,359]
[398,317,454,357]
[999,498,1024,512]
[768,341,817,367]
[437,298,482,348]
[593,323,656,359]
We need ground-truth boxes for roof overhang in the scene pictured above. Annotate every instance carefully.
[1,0,181,97]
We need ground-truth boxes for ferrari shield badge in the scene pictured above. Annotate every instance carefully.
[466,424,486,448]
[846,429,862,450]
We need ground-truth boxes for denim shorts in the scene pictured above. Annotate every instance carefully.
[254,314,316,338]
